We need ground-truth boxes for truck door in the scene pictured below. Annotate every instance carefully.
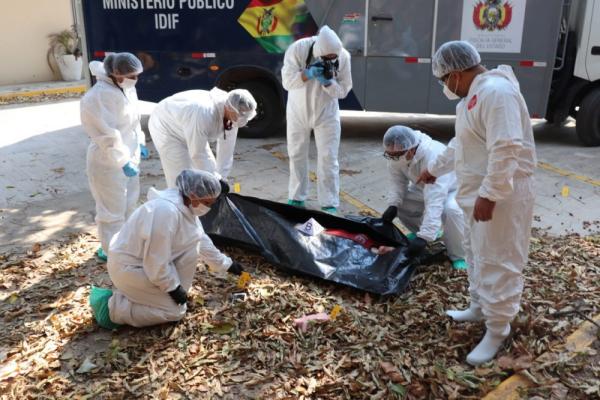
[364,0,436,113]
[586,0,600,82]
[431,0,563,117]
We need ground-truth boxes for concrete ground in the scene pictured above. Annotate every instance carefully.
[1,99,599,253]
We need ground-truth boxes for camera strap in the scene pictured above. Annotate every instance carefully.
[305,41,316,68]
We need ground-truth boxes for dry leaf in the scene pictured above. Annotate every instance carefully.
[497,355,533,371]
[76,357,97,374]
[380,361,404,383]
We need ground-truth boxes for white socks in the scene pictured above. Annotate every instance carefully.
[466,327,510,366]
[446,305,484,322]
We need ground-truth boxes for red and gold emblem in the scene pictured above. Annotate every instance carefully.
[473,0,513,31]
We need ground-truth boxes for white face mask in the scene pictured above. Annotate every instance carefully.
[119,78,137,89]
[442,74,460,100]
[443,83,460,100]
[190,203,211,217]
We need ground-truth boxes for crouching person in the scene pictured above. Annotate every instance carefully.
[89,169,244,328]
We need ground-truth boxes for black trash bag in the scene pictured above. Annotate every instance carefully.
[201,194,429,295]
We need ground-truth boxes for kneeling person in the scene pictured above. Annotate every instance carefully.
[89,169,243,328]
[382,126,466,269]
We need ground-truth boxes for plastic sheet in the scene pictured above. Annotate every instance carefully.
[201,194,436,295]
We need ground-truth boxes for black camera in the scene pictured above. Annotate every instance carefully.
[312,58,339,80]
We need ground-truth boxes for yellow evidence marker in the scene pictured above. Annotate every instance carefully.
[237,271,251,289]
[329,304,342,320]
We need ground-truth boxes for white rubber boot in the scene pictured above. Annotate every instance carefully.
[466,325,510,366]
[446,304,484,322]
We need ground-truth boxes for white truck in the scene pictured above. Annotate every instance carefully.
[75,0,600,145]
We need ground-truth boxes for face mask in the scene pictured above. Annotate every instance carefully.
[443,74,460,100]
[237,116,249,128]
[190,203,211,217]
[119,78,137,89]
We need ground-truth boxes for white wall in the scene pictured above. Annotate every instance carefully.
[0,0,75,85]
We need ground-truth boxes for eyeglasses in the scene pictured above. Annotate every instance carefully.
[437,73,450,86]
[383,150,407,160]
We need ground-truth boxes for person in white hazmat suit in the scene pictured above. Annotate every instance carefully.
[418,41,536,365]
[80,53,148,262]
[149,88,257,187]
[282,25,353,213]
[89,169,244,329]
[381,126,467,270]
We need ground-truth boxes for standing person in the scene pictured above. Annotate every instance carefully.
[282,25,353,214]
[382,126,466,269]
[149,88,257,187]
[80,53,147,262]
[418,41,536,365]
[89,169,244,329]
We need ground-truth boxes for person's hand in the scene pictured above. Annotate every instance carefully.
[304,65,324,80]
[407,237,427,257]
[473,196,496,222]
[122,161,139,177]
[140,144,149,160]
[376,246,395,255]
[416,169,436,184]
[219,179,230,195]
[382,206,398,222]
[168,285,187,305]
[227,262,244,276]
[316,74,332,86]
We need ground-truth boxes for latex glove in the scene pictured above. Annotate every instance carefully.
[227,262,244,276]
[140,144,149,160]
[416,169,437,185]
[316,74,332,86]
[304,65,324,80]
[219,179,230,195]
[168,285,187,305]
[473,196,496,222]
[407,237,427,257]
[382,206,398,222]
[122,161,139,177]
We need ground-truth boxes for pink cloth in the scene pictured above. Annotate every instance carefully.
[293,313,330,332]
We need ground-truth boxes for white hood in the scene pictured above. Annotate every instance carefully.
[482,65,521,91]
[147,187,192,217]
[89,60,114,85]
[313,25,343,58]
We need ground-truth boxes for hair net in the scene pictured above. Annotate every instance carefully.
[226,89,257,124]
[103,52,143,77]
[313,25,343,58]
[175,169,221,200]
[432,41,481,78]
[383,126,421,152]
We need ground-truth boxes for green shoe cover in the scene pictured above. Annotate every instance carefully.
[452,259,468,270]
[96,247,108,262]
[321,206,337,214]
[89,286,121,329]
[287,200,305,208]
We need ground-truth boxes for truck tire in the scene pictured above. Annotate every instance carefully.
[577,88,600,146]
[237,81,284,138]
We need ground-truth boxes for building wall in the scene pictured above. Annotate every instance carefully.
[0,0,75,85]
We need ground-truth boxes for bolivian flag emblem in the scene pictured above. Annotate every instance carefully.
[238,0,318,54]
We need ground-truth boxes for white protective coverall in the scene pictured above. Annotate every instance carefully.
[80,61,144,252]
[387,131,465,261]
[149,88,236,187]
[429,65,536,336]
[107,187,232,327]
[282,26,353,207]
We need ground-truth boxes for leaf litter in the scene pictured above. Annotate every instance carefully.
[0,229,598,399]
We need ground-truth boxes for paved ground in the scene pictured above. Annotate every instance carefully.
[1,99,599,252]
